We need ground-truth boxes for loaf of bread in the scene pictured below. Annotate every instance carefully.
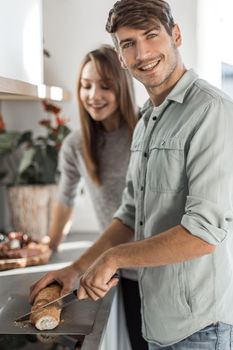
[30,283,62,330]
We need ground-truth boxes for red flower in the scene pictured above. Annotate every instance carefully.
[55,115,68,126]
[42,100,61,114]
[0,114,6,132]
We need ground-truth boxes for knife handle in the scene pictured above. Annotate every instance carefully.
[72,289,78,296]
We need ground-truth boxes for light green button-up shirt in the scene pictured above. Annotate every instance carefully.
[114,69,233,346]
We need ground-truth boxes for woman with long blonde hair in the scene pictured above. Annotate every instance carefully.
[49,44,137,244]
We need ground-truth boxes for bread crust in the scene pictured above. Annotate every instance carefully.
[30,283,62,330]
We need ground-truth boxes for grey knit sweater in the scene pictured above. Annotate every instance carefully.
[57,124,137,280]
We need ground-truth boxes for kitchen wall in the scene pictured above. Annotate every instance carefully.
[1,0,232,232]
[0,0,43,84]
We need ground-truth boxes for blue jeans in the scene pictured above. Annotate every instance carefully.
[148,323,233,349]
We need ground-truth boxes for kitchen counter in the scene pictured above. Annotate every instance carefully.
[0,231,116,350]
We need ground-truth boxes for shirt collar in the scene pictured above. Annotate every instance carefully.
[166,69,198,103]
[141,69,199,123]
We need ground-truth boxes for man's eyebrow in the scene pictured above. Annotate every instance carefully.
[119,26,161,46]
[143,25,161,35]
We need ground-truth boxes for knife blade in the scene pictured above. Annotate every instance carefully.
[15,289,77,322]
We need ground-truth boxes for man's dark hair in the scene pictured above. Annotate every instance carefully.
[106,0,175,40]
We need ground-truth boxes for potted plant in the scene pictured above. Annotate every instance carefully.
[0,102,70,240]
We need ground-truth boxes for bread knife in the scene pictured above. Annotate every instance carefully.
[15,289,78,322]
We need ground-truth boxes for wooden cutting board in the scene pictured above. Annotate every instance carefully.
[0,244,52,270]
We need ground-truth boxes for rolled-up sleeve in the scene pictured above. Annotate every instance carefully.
[114,165,136,230]
[57,134,81,207]
[181,98,233,244]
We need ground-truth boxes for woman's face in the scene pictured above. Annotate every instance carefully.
[79,60,119,127]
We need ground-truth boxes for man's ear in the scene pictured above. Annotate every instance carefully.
[172,24,182,47]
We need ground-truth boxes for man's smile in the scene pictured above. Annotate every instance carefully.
[136,57,162,73]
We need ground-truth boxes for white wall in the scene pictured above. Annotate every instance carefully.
[169,0,222,88]
[196,0,222,87]
[219,0,233,65]
[168,0,198,72]
[0,0,43,84]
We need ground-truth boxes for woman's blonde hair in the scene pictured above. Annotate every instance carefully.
[77,44,137,185]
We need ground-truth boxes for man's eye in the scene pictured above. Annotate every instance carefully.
[122,42,134,49]
[147,33,158,39]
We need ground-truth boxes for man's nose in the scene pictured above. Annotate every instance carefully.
[136,41,151,61]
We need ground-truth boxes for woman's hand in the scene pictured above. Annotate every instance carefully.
[77,251,119,301]
[29,263,82,304]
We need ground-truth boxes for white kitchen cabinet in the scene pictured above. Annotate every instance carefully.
[0,0,43,84]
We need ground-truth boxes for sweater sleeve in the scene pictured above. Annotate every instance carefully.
[57,131,81,207]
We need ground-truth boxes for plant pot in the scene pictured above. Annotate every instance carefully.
[7,184,57,241]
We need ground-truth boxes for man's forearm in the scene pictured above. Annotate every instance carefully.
[105,225,216,270]
[72,218,134,272]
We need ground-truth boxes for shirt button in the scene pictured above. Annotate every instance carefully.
[161,140,165,146]
[140,186,144,191]
[144,152,148,158]
[152,116,157,121]
[139,221,143,226]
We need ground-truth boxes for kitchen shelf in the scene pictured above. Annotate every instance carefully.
[0,76,71,101]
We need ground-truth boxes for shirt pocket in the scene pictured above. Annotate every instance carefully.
[148,138,185,193]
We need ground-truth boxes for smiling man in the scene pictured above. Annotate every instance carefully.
[78,0,233,349]
[30,1,233,349]
[116,26,182,102]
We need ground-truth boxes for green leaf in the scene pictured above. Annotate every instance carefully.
[17,148,36,175]
[0,132,21,157]
[17,131,33,145]
[0,111,70,185]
